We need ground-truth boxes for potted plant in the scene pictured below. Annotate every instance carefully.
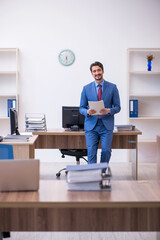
[147,55,154,71]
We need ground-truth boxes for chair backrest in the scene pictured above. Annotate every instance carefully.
[0,144,14,159]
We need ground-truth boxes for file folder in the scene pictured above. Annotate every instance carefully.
[129,99,138,118]
[7,99,16,117]
[66,162,109,172]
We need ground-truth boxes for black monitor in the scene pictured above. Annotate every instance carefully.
[62,106,85,131]
[9,108,20,135]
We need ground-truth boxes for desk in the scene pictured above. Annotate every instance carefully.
[0,180,160,232]
[33,128,142,180]
[157,136,160,179]
[0,135,38,159]
[0,129,142,180]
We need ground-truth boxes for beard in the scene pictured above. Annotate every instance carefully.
[95,74,103,81]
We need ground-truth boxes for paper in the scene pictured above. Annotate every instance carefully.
[67,169,102,183]
[20,132,33,136]
[88,100,104,115]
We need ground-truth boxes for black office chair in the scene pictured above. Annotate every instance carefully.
[56,149,88,177]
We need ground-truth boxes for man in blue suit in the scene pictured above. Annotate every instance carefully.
[79,61,121,169]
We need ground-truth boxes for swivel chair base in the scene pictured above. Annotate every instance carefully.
[56,149,88,178]
[0,232,11,239]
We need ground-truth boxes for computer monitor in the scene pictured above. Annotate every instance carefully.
[62,106,85,131]
[9,108,20,135]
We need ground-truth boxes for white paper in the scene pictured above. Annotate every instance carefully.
[20,132,33,136]
[88,100,104,115]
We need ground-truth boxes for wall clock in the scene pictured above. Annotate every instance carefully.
[58,49,75,66]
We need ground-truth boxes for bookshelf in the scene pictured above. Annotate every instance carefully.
[0,48,19,135]
[127,48,160,161]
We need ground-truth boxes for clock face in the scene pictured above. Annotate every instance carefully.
[58,49,75,66]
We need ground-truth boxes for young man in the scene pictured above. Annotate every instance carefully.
[79,61,121,169]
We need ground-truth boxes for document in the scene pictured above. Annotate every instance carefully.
[3,135,29,142]
[66,163,112,191]
[67,169,102,183]
[114,125,135,132]
[88,100,104,115]
[67,181,102,191]
[66,162,109,172]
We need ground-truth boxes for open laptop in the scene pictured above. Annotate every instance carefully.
[0,159,40,192]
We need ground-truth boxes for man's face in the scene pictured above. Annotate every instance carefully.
[91,65,104,83]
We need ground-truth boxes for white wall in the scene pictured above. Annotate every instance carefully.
[0,0,160,162]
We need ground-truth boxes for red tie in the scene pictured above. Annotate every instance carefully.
[98,84,102,101]
[98,84,102,118]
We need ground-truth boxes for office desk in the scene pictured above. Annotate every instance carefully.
[33,128,142,180]
[0,129,141,180]
[0,180,160,232]
[157,136,160,179]
[0,135,38,159]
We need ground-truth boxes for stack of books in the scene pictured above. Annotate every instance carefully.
[66,163,112,191]
[114,125,135,131]
[25,113,47,131]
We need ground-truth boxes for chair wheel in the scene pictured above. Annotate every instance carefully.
[56,172,61,177]
[3,232,11,238]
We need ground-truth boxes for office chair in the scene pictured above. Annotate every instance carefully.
[0,144,13,239]
[56,149,88,177]
[0,144,14,160]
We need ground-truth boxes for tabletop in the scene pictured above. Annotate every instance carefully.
[0,180,159,208]
[32,128,142,136]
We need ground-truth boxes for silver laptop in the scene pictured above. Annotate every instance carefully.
[0,159,40,192]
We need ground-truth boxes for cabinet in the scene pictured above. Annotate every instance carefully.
[0,48,19,135]
[127,48,160,161]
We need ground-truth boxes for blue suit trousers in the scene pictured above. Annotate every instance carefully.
[85,119,113,166]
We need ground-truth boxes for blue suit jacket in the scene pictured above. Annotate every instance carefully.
[79,80,121,131]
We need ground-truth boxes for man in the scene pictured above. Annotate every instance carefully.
[79,61,121,169]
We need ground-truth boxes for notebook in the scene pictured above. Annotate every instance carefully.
[0,159,40,192]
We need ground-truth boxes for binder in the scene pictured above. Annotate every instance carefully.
[114,125,135,131]
[67,169,102,183]
[67,181,103,191]
[129,99,138,118]
[66,163,112,191]
[7,99,16,117]
[66,162,109,172]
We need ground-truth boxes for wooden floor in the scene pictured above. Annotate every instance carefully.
[9,161,159,240]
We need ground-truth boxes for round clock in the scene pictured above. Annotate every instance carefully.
[58,49,75,66]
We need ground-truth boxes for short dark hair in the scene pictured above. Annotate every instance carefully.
[90,61,104,72]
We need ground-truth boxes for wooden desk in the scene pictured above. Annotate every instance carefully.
[157,136,160,179]
[33,128,142,180]
[0,129,141,180]
[0,135,38,159]
[0,180,160,232]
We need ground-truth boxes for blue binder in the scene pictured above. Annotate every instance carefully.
[66,162,109,172]
[7,99,16,117]
[129,99,138,118]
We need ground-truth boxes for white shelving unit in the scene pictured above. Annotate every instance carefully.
[0,48,19,136]
[127,48,160,161]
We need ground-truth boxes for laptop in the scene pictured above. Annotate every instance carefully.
[0,159,40,192]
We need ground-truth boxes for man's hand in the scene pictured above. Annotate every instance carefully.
[87,109,96,115]
[100,108,110,115]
